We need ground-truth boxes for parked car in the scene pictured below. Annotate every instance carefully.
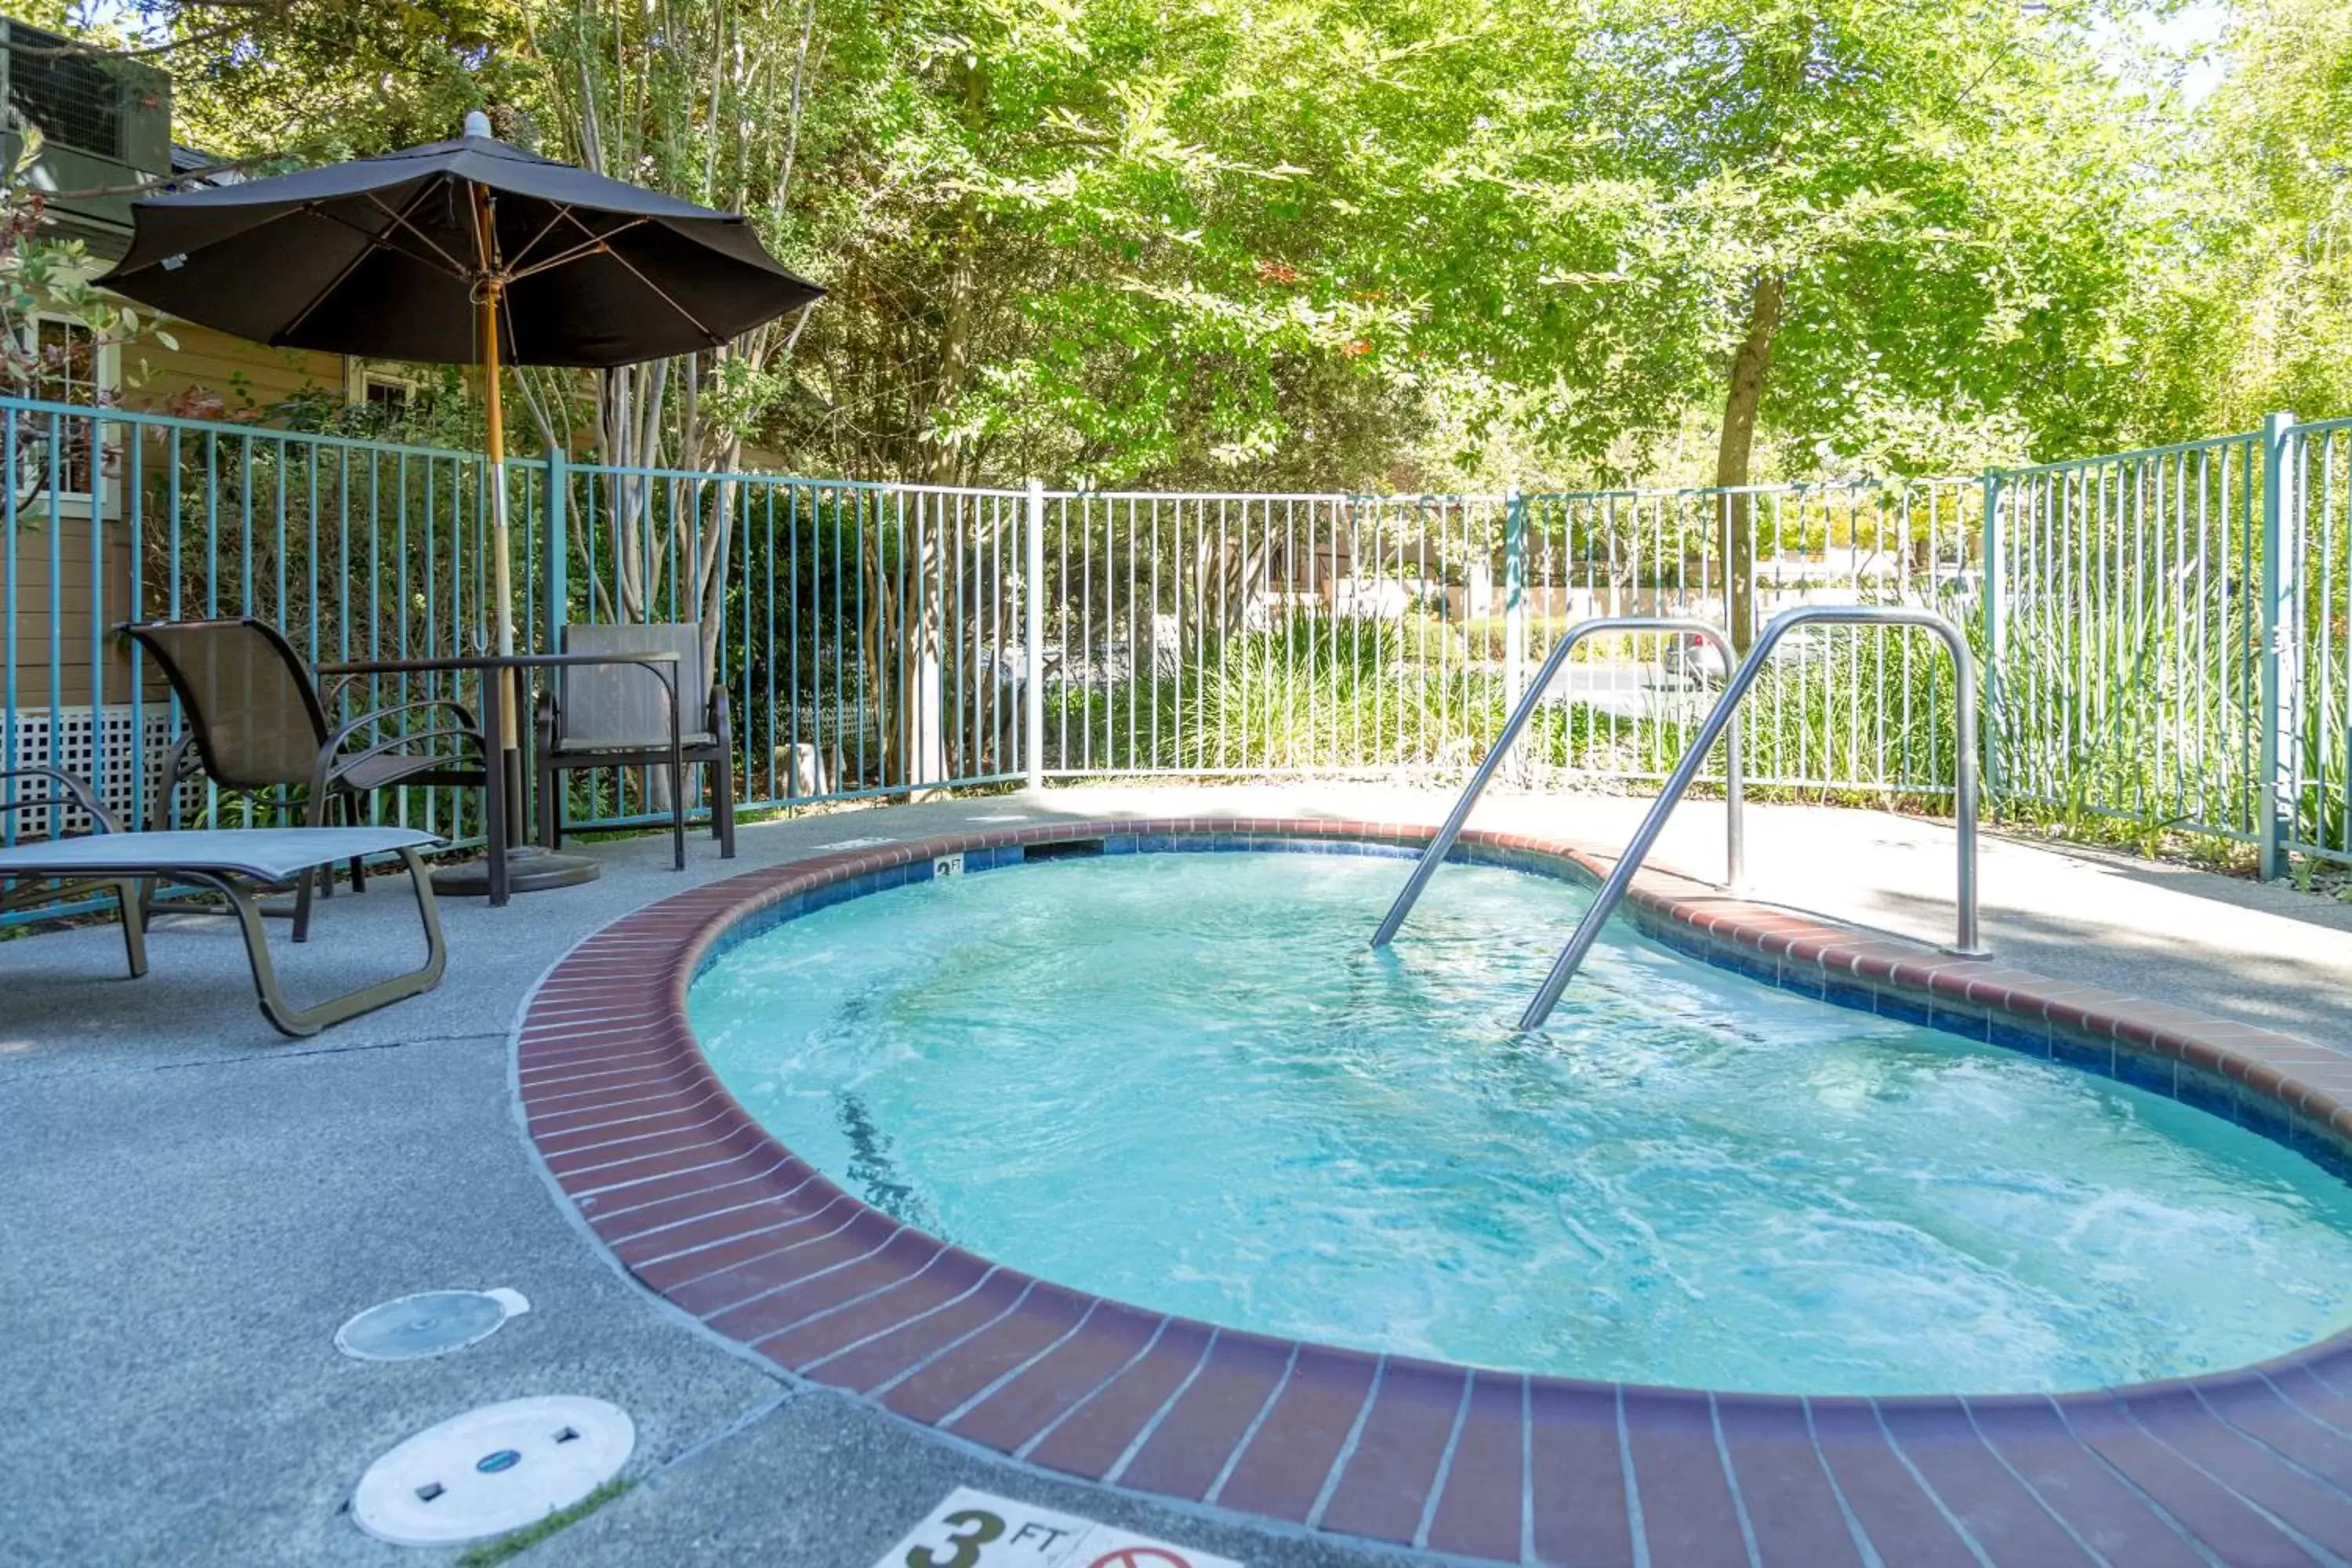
[1660,625,1836,684]
[1660,633,1728,683]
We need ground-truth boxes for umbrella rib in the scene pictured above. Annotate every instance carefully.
[597,241,728,347]
[357,191,481,280]
[535,201,727,347]
[502,204,574,274]
[277,187,474,346]
[532,200,648,273]
[504,220,654,285]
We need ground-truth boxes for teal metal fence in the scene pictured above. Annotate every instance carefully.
[8,390,2352,904]
[1033,481,1980,792]
[2,396,505,849]
[2282,413,2352,872]
[1981,430,2267,848]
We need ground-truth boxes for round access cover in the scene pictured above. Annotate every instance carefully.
[350,1396,633,1547]
[336,1288,530,1362]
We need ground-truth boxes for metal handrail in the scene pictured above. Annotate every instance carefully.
[1518,604,1988,1030]
[1373,615,1743,948]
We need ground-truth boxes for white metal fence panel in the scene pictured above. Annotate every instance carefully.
[1986,433,2267,847]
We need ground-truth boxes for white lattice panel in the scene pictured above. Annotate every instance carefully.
[4,704,180,836]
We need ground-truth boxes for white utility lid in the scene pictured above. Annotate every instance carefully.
[350,1396,633,1547]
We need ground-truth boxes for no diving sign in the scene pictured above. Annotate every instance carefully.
[874,1486,1244,1568]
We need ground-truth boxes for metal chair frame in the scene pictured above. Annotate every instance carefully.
[532,626,735,870]
[123,616,492,939]
[0,767,147,978]
[0,815,448,1038]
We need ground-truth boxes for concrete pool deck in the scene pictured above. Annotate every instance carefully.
[11,782,2352,1566]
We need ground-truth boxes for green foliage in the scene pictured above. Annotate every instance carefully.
[125,1,536,162]
[452,1479,634,1567]
[2172,0,2352,429]
[56,0,2352,490]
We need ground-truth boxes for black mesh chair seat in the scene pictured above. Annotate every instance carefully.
[533,622,735,870]
[338,750,481,792]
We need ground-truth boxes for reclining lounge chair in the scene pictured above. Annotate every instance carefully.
[0,767,447,1038]
[2,768,147,979]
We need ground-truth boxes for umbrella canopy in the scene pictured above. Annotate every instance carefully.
[100,127,822,367]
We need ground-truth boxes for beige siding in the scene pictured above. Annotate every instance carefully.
[7,327,343,720]
[128,323,347,417]
[4,511,139,710]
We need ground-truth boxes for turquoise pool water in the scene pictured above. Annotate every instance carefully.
[689,848,2352,1395]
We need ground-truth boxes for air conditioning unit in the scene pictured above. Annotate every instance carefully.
[0,20,172,244]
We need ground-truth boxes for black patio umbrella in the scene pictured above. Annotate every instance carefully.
[102,116,820,369]
[102,111,822,659]
[100,112,821,890]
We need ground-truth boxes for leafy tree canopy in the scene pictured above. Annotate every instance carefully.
[31,0,2317,489]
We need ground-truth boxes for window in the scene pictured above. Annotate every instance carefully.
[346,362,421,416]
[6,25,125,160]
[22,316,103,494]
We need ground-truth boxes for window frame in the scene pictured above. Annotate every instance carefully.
[10,311,123,520]
[345,361,424,413]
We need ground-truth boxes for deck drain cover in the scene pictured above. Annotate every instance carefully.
[351,1396,633,1546]
[336,1288,530,1361]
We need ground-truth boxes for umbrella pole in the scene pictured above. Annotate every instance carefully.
[476,188,527,847]
[427,182,597,898]
[480,276,526,851]
[483,284,514,666]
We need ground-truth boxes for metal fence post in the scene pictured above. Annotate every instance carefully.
[1025,477,1046,789]
[1980,467,2005,807]
[543,445,568,650]
[1503,486,1526,774]
[2259,410,2299,880]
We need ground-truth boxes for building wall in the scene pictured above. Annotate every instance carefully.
[3,510,133,711]
[128,323,349,421]
[5,327,349,720]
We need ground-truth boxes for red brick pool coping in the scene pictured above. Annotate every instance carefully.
[516,817,2352,1566]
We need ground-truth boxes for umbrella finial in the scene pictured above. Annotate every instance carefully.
[463,110,493,140]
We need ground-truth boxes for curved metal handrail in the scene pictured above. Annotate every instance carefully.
[1373,615,1743,948]
[1518,604,1987,1030]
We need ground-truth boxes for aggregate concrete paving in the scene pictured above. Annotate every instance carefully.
[7,782,2351,1565]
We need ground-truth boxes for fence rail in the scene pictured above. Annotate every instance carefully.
[7,393,2352,902]
[1984,429,2265,847]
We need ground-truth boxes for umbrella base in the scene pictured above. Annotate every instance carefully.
[431,844,601,898]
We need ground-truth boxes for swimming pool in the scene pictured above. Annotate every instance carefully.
[688,838,2352,1397]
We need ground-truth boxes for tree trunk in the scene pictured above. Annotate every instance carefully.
[1715,271,1784,651]
[899,176,981,797]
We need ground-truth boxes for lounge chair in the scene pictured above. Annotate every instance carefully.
[122,616,493,939]
[533,621,735,869]
[2,767,148,978]
[0,795,447,1037]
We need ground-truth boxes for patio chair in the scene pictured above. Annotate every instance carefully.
[533,622,735,870]
[0,810,448,1037]
[0,767,147,978]
[122,617,492,941]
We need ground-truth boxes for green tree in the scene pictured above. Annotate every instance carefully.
[86,0,2215,518]
[125,0,532,162]
[1555,0,2175,640]
[2186,0,2352,427]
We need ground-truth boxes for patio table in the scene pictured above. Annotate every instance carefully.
[316,650,681,907]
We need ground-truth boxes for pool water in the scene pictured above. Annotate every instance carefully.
[690,848,2352,1395]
